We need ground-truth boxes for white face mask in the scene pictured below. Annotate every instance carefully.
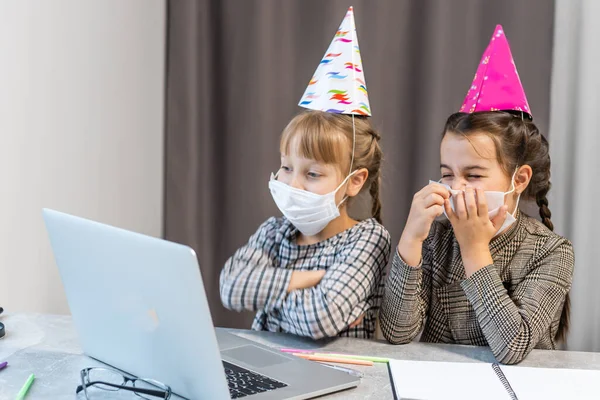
[269,172,355,236]
[431,169,520,237]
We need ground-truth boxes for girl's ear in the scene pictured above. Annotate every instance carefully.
[346,168,369,197]
[515,165,533,194]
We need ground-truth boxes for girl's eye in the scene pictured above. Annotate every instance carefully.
[281,166,291,172]
[468,175,483,179]
[441,174,453,179]
[307,172,321,178]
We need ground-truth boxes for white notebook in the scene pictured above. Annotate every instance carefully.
[389,359,600,400]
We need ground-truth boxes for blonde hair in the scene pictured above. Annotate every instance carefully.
[280,110,384,223]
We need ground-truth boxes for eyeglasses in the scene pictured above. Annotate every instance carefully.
[76,367,172,399]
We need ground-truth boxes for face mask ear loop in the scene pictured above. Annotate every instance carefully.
[335,169,359,207]
[505,167,520,216]
[512,193,522,217]
[337,196,349,208]
[504,167,519,195]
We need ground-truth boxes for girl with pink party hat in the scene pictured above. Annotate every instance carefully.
[380,25,574,364]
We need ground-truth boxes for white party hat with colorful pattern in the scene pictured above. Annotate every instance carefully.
[298,7,371,116]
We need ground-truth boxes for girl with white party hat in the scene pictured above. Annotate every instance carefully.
[220,7,391,339]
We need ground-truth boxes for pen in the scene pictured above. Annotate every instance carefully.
[0,361,7,371]
[292,353,374,366]
[319,362,364,378]
[312,353,389,363]
[16,373,35,400]
[281,348,389,363]
[280,348,315,354]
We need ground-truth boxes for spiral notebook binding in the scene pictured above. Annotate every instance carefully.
[492,363,519,400]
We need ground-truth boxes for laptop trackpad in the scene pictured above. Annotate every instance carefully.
[222,345,291,368]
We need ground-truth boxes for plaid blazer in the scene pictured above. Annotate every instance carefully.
[220,217,391,340]
[379,212,574,364]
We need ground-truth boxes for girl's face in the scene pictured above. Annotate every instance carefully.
[440,131,519,209]
[277,146,347,205]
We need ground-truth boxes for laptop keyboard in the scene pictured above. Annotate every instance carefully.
[223,360,288,398]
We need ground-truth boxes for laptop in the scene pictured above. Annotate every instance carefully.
[42,209,360,399]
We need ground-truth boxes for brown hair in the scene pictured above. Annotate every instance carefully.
[280,110,384,223]
[443,111,570,343]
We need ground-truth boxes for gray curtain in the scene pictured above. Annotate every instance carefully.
[165,0,555,329]
[549,0,600,352]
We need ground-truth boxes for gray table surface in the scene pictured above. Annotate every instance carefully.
[1,313,599,399]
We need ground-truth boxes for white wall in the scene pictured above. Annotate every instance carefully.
[0,1,165,314]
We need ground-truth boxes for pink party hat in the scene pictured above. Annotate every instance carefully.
[460,25,532,119]
[298,7,371,116]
